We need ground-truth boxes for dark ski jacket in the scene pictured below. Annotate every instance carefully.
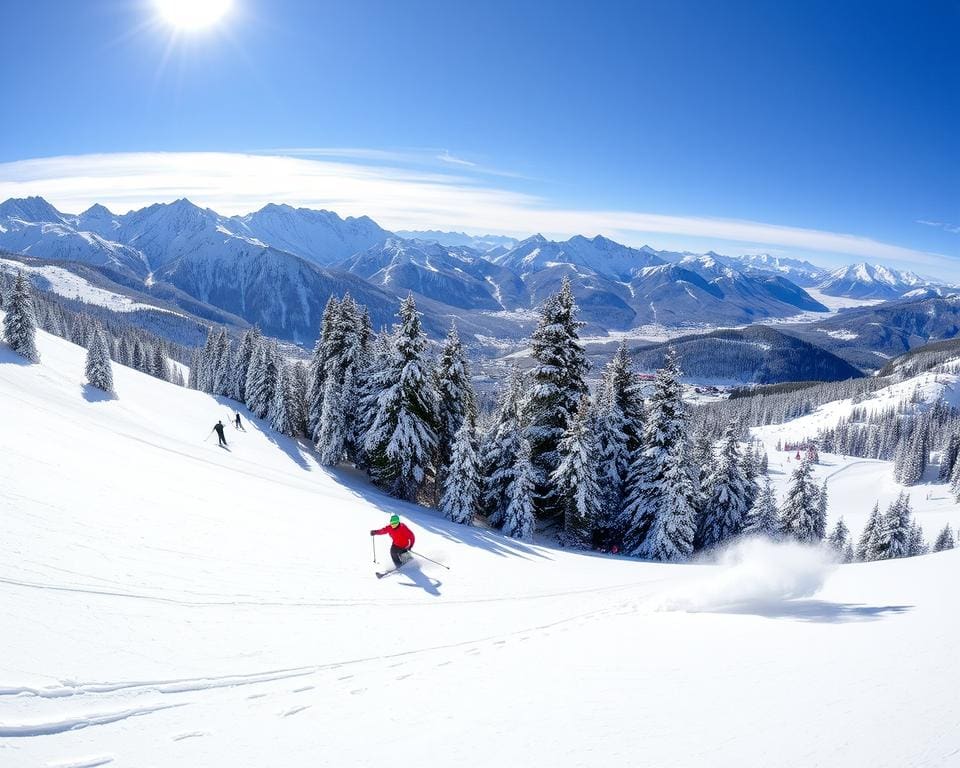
[213,422,226,436]
[372,523,415,549]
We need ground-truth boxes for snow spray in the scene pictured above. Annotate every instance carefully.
[654,537,837,613]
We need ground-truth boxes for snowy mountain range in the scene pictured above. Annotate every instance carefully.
[0,195,947,344]
[817,262,933,300]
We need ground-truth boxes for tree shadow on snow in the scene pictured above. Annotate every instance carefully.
[81,383,117,403]
[0,344,35,366]
[705,599,913,624]
[330,466,551,562]
[396,563,442,597]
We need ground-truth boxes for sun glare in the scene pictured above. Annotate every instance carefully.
[153,0,232,30]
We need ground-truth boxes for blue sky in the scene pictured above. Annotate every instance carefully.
[0,0,957,273]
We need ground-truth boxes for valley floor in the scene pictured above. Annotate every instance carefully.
[1,328,958,767]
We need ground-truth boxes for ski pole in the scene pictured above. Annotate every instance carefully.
[408,550,449,570]
[372,536,378,564]
[204,429,214,442]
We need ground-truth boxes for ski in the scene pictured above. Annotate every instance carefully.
[375,567,402,579]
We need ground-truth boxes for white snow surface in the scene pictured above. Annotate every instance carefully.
[0,258,178,316]
[1,323,959,767]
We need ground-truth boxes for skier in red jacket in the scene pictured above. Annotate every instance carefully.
[371,514,416,567]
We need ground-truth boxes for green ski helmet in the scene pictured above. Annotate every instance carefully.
[389,514,401,527]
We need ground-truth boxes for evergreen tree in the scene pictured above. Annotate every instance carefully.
[211,329,231,395]
[939,433,960,482]
[307,296,340,440]
[697,422,751,549]
[481,367,526,525]
[84,324,114,393]
[815,479,829,541]
[501,438,536,541]
[362,295,439,501]
[524,277,588,517]
[151,345,170,382]
[289,361,310,437]
[619,349,696,560]
[827,517,851,560]
[907,521,927,557]
[230,328,260,402]
[187,349,200,389]
[875,493,913,560]
[594,341,643,538]
[316,376,346,465]
[439,422,481,525]
[778,458,822,544]
[856,502,882,561]
[552,397,601,547]
[2,270,39,362]
[932,524,955,552]
[245,339,278,419]
[434,323,477,478]
[743,475,779,538]
[196,328,218,392]
[269,362,298,436]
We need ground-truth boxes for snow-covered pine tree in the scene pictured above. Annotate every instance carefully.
[481,366,526,526]
[434,322,477,483]
[932,524,955,552]
[778,458,822,544]
[939,433,960,482]
[856,502,882,561]
[196,328,217,393]
[212,329,231,395]
[907,521,927,557]
[743,474,778,538]
[2,270,39,362]
[362,295,440,501]
[524,277,588,517]
[84,323,114,393]
[501,438,536,541]
[827,517,851,560]
[894,417,928,486]
[187,349,199,390]
[316,376,346,465]
[245,339,277,419]
[552,396,601,547]
[815,479,829,541]
[69,314,89,346]
[268,362,297,436]
[307,296,340,440]
[289,361,309,437]
[697,422,751,550]
[875,493,912,560]
[949,451,960,502]
[619,349,697,560]
[230,328,260,402]
[594,341,642,539]
[354,331,393,471]
[439,422,481,525]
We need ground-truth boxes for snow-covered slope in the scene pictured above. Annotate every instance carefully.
[2,322,959,767]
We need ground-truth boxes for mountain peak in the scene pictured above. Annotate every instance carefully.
[80,203,114,218]
[0,196,64,223]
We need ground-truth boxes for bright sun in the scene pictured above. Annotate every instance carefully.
[154,0,232,30]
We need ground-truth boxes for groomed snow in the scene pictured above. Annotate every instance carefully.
[1,322,959,767]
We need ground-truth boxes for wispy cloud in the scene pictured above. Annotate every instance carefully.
[0,151,953,275]
[436,150,476,168]
[917,219,960,235]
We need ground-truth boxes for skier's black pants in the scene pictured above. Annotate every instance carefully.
[390,545,410,568]
[216,431,227,446]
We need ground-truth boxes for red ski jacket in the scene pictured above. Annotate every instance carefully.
[373,523,416,549]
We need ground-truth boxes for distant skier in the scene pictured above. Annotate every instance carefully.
[213,420,228,447]
[371,514,416,568]
[234,412,243,430]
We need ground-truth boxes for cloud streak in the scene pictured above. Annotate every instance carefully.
[0,151,953,274]
[917,219,960,235]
